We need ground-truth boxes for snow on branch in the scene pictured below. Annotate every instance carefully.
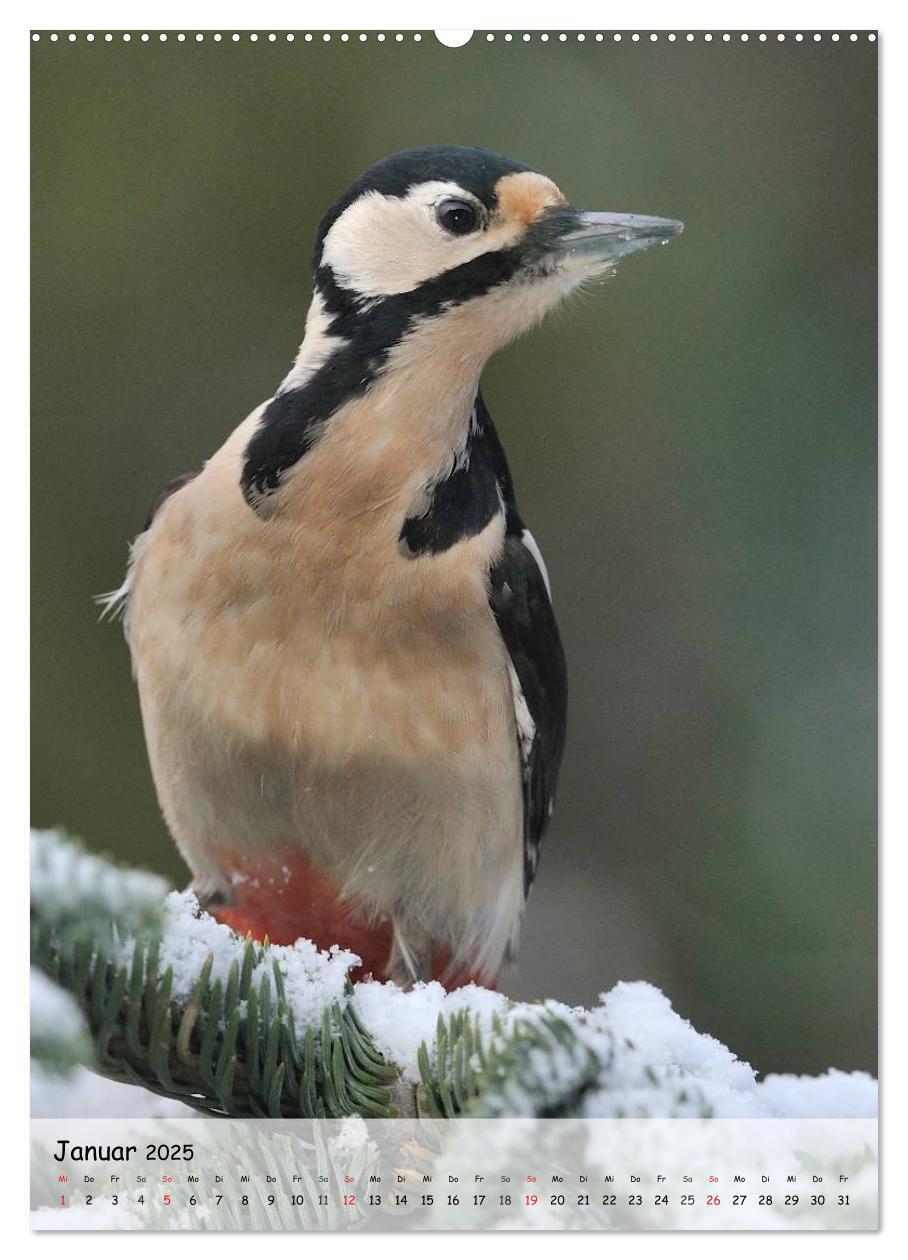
[30,830,876,1121]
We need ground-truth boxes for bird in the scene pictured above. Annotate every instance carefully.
[105,145,682,989]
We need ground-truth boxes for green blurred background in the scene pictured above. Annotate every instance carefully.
[31,33,877,1075]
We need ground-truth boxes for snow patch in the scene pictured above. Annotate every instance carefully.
[353,978,877,1119]
[757,1069,879,1119]
[30,968,86,1044]
[353,980,509,1081]
[157,890,358,1034]
[31,1064,196,1119]
[31,828,167,920]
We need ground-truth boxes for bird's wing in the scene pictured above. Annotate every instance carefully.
[480,394,568,895]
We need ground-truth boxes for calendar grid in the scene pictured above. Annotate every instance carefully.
[31,1117,878,1231]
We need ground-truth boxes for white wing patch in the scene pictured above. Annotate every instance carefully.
[508,662,536,763]
[520,527,552,598]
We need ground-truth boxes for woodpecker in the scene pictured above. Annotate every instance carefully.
[108,145,682,988]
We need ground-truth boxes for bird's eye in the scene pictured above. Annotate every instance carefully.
[436,198,481,236]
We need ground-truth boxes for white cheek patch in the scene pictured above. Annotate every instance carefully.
[320,181,525,298]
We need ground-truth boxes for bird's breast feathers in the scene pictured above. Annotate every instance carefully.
[128,397,512,751]
[125,394,525,975]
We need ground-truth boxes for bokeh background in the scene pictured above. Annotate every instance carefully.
[31,33,877,1076]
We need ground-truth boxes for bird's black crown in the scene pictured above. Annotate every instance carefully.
[313,145,534,268]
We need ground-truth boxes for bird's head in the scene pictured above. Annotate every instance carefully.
[241,146,682,508]
[309,144,683,363]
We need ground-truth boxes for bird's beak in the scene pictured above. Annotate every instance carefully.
[557,210,684,266]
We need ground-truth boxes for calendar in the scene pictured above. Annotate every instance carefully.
[29,19,879,1239]
[31,1118,878,1230]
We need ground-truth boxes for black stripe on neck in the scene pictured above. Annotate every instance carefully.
[241,252,519,509]
[399,393,514,557]
[241,208,576,511]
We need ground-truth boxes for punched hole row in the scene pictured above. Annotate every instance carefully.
[31,31,879,44]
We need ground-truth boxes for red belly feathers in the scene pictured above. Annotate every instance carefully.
[208,850,489,988]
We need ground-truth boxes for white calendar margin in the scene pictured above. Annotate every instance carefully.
[6,2,896,1254]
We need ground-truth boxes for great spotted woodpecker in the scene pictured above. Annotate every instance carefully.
[107,145,682,987]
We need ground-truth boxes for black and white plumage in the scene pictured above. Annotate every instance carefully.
[113,146,681,987]
[483,421,569,894]
[400,386,568,896]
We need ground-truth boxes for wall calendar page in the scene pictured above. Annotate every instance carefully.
[29,22,878,1235]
